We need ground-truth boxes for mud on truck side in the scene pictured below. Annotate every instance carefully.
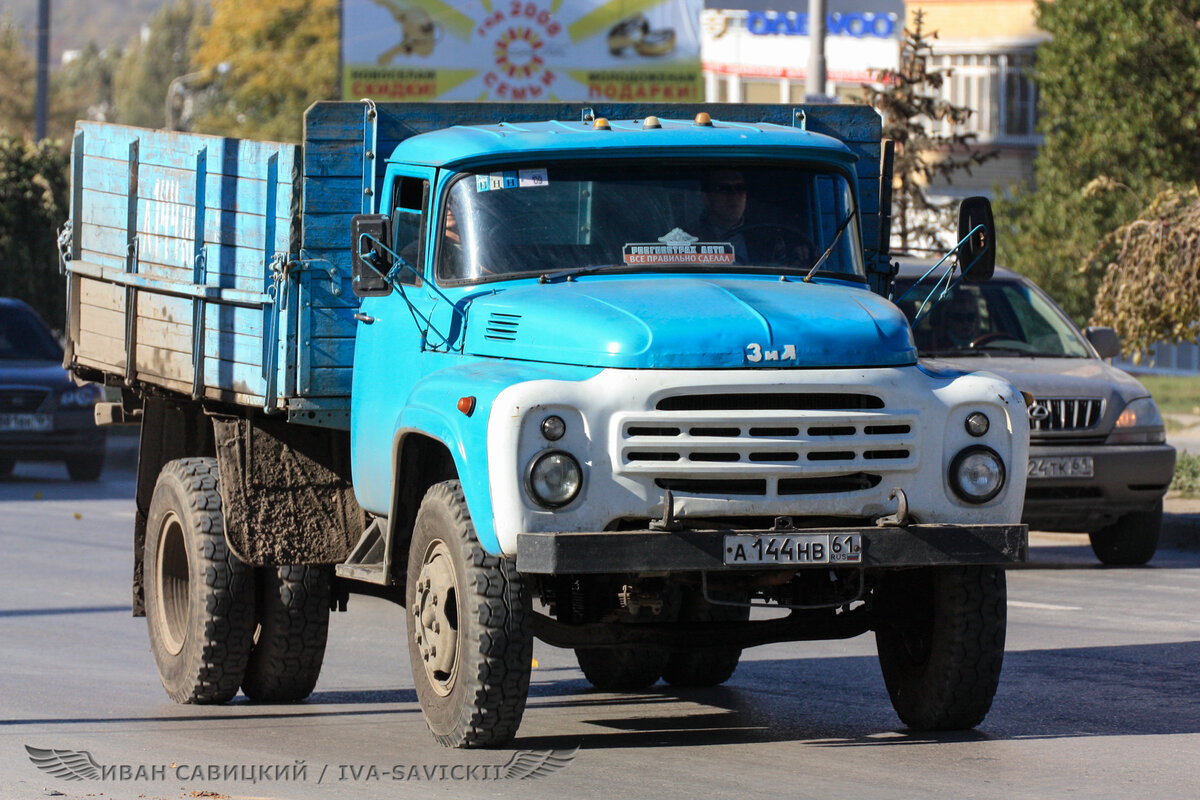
[64,102,1028,748]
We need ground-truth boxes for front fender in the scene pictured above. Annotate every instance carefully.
[395,360,602,554]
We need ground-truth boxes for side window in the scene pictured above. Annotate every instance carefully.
[391,176,428,285]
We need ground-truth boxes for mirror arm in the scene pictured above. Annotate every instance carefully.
[897,224,990,328]
[357,230,467,322]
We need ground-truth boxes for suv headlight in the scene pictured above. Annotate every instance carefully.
[526,451,582,508]
[1107,397,1166,444]
[59,385,100,407]
[949,446,1005,504]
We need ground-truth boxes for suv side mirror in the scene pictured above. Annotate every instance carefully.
[958,196,996,283]
[351,214,393,298]
[1085,326,1122,359]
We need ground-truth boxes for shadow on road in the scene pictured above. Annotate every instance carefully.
[514,640,1200,750]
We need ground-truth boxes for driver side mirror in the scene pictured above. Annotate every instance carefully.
[1084,326,1122,359]
[351,214,393,298]
[957,196,996,283]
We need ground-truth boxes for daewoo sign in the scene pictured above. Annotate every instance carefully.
[746,11,898,38]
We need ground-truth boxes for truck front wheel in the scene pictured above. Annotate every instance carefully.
[144,457,256,703]
[241,565,331,702]
[406,481,533,748]
[874,565,1006,730]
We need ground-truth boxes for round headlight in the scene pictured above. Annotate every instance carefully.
[540,415,566,441]
[527,451,582,508]
[964,412,990,437]
[949,446,1005,504]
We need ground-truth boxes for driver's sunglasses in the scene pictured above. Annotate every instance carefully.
[712,182,747,195]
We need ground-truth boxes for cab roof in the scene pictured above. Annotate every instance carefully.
[387,117,858,169]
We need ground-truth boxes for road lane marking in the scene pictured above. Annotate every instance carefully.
[1008,600,1082,611]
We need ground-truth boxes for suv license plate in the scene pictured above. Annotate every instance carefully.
[1027,455,1094,479]
[0,413,51,432]
[724,533,862,566]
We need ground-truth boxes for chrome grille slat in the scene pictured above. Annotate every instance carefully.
[1028,397,1104,432]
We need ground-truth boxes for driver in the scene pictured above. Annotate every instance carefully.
[936,289,985,349]
[695,169,750,263]
[693,169,814,268]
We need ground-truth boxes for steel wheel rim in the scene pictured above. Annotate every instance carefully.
[155,511,190,656]
[412,539,460,697]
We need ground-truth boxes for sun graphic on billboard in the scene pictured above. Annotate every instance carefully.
[342,0,702,102]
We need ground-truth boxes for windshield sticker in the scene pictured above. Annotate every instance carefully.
[623,227,736,265]
[476,168,549,192]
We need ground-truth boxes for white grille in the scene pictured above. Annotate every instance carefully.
[615,397,919,497]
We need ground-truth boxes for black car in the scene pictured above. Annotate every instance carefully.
[892,264,1175,565]
[0,297,106,480]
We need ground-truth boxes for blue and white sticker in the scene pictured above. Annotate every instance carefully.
[518,168,549,187]
[476,169,547,192]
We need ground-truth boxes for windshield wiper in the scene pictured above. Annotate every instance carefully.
[803,208,857,283]
[538,264,623,284]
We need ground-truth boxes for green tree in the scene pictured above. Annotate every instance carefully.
[864,11,995,252]
[0,134,70,329]
[191,0,338,142]
[998,0,1200,324]
[113,0,205,128]
[0,16,36,138]
[50,42,119,140]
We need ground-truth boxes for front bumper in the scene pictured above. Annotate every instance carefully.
[516,523,1028,574]
[1022,442,1175,530]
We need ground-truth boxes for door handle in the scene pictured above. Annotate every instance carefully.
[353,312,376,325]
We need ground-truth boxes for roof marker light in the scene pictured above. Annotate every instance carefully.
[694,112,713,127]
[593,117,611,130]
[643,116,662,129]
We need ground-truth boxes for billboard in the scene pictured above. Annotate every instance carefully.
[341,0,703,102]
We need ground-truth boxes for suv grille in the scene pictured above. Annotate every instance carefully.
[0,389,50,412]
[618,392,916,497]
[1028,398,1104,432]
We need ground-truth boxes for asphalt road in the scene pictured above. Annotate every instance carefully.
[1,451,1199,800]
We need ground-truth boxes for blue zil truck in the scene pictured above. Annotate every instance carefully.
[64,102,1028,747]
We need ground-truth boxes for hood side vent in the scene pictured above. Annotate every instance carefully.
[484,312,521,342]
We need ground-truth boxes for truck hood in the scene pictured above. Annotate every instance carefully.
[462,276,917,369]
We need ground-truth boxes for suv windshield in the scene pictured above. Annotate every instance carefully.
[436,161,863,283]
[0,304,63,361]
[893,277,1091,358]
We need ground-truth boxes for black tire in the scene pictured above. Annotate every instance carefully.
[242,565,331,702]
[575,646,668,691]
[0,457,13,478]
[406,480,533,748]
[874,565,1006,731]
[662,589,749,688]
[144,457,256,704]
[1089,501,1162,566]
[66,452,104,482]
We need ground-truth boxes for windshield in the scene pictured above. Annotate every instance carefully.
[0,304,63,361]
[892,277,1092,358]
[436,161,864,283]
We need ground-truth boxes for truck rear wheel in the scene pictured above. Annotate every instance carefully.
[144,457,256,704]
[242,565,331,702]
[874,565,1006,731]
[661,589,749,688]
[406,480,533,748]
[575,646,667,691]
[1089,501,1162,566]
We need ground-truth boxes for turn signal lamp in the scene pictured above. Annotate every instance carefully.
[457,396,476,416]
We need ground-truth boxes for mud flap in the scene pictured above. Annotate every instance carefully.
[212,415,367,566]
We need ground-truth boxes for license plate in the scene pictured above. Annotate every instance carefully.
[724,533,862,565]
[0,413,52,432]
[1027,455,1094,479]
